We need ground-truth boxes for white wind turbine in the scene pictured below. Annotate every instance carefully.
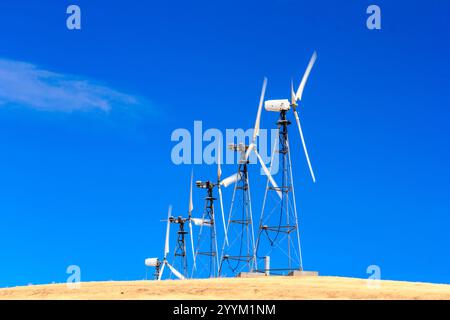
[265,51,318,182]
[244,77,283,199]
[192,150,235,277]
[158,205,186,280]
[255,51,318,273]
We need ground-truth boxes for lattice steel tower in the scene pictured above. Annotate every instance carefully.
[255,110,303,274]
[193,181,220,278]
[219,143,257,276]
[170,216,189,278]
[255,51,318,274]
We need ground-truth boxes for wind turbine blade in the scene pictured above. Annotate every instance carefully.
[218,186,229,246]
[253,77,267,142]
[295,51,317,102]
[220,173,239,188]
[192,218,212,226]
[291,79,295,105]
[189,169,194,216]
[189,220,196,271]
[244,143,255,161]
[166,262,186,280]
[217,145,222,181]
[294,110,316,183]
[158,262,166,281]
[254,149,282,199]
[164,205,172,258]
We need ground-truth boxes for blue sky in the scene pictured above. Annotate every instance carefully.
[0,0,449,287]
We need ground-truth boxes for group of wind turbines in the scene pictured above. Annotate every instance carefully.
[145,51,318,280]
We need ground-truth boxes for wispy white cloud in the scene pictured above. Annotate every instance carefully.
[0,58,142,112]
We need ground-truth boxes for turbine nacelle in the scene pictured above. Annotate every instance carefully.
[195,180,212,189]
[263,51,318,183]
[264,99,291,112]
[144,257,160,267]
[228,142,248,153]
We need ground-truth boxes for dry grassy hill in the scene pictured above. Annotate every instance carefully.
[0,276,449,300]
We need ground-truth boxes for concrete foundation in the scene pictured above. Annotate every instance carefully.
[237,270,319,278]
[288,270,319,277]
[237,272,267,278]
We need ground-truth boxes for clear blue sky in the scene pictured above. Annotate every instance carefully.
[0,0,449,287]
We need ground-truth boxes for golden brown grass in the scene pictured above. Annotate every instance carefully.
[1,276,449,300]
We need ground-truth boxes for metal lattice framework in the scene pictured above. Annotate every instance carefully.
[193,181,220,278]
[170,216,189,278]
[219,143,257,276]
[150,51,318,280]
[254,51,318,274]
[255,111,303,274]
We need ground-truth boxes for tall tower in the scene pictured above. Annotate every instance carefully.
[219,143,257,276]
[256,110,303,274]
[170,216,189,278]
[163,171,198,279]
[193,181,220,278]
[255,51,318,275]
[192,147,234,278]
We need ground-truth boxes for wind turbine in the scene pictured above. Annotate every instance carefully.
[265,51,317,182]
[159,173,200,279]
[219,78,271,276]
[192,146,234,278]
[255,51,318,274]
[244,78,283,199]
[158,205,186,280]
